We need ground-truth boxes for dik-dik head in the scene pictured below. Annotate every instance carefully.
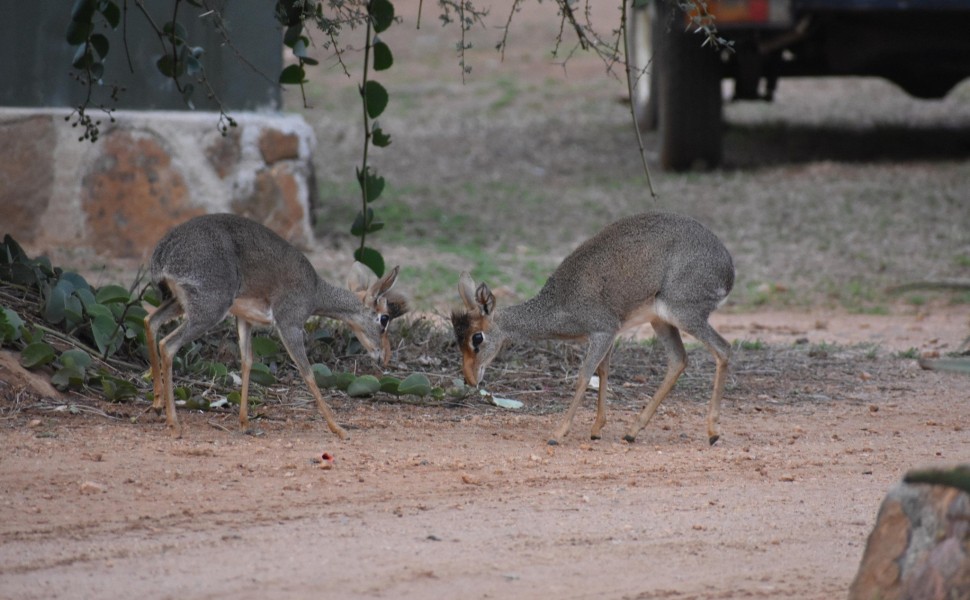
[347,263,408,366]
[451,272,506,386]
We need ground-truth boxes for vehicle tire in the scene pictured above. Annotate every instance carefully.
[654,1,723,170]
[626,1,658,131]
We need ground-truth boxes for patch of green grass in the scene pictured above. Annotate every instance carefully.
[735,280,793,308]
[735,339,767,351]
[398,262,463,308]
[488,77,521,113]
[829,280,890,315]
[955,254,970,268]
[905,294,927,307]
[895,347,920,359]
[808,341,837,358]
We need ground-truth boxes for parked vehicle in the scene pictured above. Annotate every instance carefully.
[627,0,970,170]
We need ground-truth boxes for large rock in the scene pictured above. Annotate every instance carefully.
[0,108,317,259]
[850,466,970,600]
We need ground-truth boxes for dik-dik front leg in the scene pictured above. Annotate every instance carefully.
[277,324,348,440]
[548,333,616,446]
[590,344,614,440]
[236,318,256,433]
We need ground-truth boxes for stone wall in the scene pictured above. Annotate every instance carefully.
[850,470,970,600]
[0,108,317,260]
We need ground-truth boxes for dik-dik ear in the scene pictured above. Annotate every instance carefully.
[458,272,478,312]
[347,261,371,296]
[458,272,496,315]
[370,265,400,300]
[476,282,496,315]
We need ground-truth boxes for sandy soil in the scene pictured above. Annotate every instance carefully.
[1,306,967,600]
[3,1,969,598]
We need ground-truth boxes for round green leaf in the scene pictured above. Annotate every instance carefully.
[60,349,93,369]
[371,126,392,148]
[64,294,84,331]
[347,375,381,397]
[101,376,137,402]
[85,303,112,320]
[52,364,86,391]
[95,284,129,304]
[283,24,303,48]
[162,21,188,44]
[1,307,25,343]
[353,247,385,278]
[90,33,109,59]
[373,41,393,71]
[357,168,385,203]
[66,20,93,46]
[361,80,388,119]
[368,0,395,34]
[91,313,122,356]
[319,372,356,391]
[351,208,382,237]
[100,1,121,28]
[9,263,38,288]
[398,373,432,397]
[75,288,97,313]
[279,64,306,85]
[202,361,228,378]
[249,362,276,387]
[379,376,401,394]
[44,283,69,324]
[252,336,280,358]
[156,54,176,78]
[21,342,56,369]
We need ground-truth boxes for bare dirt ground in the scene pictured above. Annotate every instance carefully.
[3,1,970,599]
[1,308,968,600]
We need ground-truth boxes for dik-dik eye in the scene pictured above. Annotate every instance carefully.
[379,314,390,329]
[471,332,484,351]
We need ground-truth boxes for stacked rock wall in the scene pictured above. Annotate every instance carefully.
[0,108,316,259]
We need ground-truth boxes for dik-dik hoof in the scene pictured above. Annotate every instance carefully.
[590,434,601,441]
[547,438,560,446]
[622,434,636,444]
[709,434,720,446]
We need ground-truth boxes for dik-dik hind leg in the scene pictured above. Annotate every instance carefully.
[679,320,731,445]
[624,320,686,443]
[158,324,192,439]
[277,324,348,440]
[589,345,614,440]
[549,333,615,445]
[236,318,256,433]
[144,298,182,414]
[156,292,231,438]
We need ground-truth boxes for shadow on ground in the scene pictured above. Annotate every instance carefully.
[724,122,970,169]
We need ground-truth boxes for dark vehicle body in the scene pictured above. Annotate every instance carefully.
[627,0,970,170]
